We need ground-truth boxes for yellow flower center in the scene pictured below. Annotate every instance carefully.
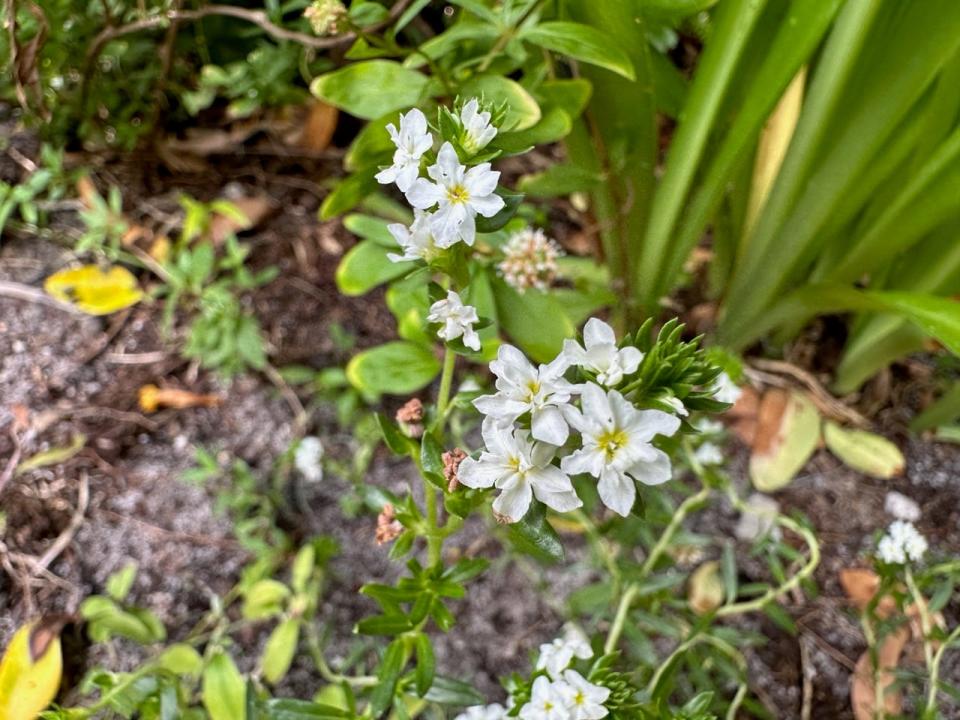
[575,691,585,705]
[544,701,554,710]
[524,380,541,402]
[446,184,470,204]
[597,428,628,460]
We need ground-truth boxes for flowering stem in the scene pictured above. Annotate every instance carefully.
[603,581,641,655]
[924,622,960,717]
[424,346,457,568]
[436,346,456,423]
[639,484,712,579]
[905,566,937,714]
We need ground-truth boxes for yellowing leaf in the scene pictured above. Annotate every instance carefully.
[688,561,724,615]
[823,422,905,479]
[0,618,65,720]
[749,390,821,492]
[44,265,143,316]
[15,434,85,477]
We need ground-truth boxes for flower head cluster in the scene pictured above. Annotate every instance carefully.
[454,704,509,720]
[427,290,481,351]
[877,520,928,564]
[377,107,505,251]
[461,319,682,522]
[499,228,563,293]
[304,0,346,36]
[294,436,323,483]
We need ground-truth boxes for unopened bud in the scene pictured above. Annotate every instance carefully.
[304,0,347,36]
[396,398,424,438]
[442,448,467,492]
[375,503,404,545]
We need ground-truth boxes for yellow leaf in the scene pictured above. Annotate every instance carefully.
[44,264,143,316]
[688,561,724,615]
[0,618,65,720]
[15,434,86,477]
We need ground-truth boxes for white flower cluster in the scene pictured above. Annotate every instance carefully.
[378,105,503,252]
[877,520,928,564]
[294,436,323,483]
[454,625,611,720]
[427,290,482,351]
[459,318,682,522]
[499,227,563,293]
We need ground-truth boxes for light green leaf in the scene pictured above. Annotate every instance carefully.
[492,278,574,363]
[823,422,905,479]
[262,619,301,685]
[750,391,821,492]
[158,644,204,677]
[522,21,635,80]
[346,342,441,398]
[517,163,602,197]
[335,239,408,296]
[310,61,429,120]
[242,579,291,620]
[106,563,138,603]
[203,653,246,720]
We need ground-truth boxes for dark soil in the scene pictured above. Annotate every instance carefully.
[1,135,959,719]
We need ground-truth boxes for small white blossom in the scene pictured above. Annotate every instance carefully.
[459,419,581,523]
[693,442,724,466]
[884,491,921,522]
[560,318,642,388]
[499,228,563,293]
[454,704,509,720]
[294,436,323,483]
[460,98,498,153]
[557,670,610,720]
[660,394,688,417]
[877,520,928,564]
[695,417,724,435]
[427,290,482,351]
[519,676,569,720]
[710,371,742,404]
[406,142,505,247]
[734,493,781,542]
[536,623,593,679]
[473,344,577,446]
[561,383,680,517]
[375,108,433,192]
[386,210,438,263]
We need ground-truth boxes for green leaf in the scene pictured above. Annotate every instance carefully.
[420,433,446,491]
[342,214,399,247]
[506,501,564,563]
[203,653,247,720]
[823,422,905,479]
[458,75,541,131]
[243,579,291,620]
[106,563,137,603]
[749,391,821,492]
[414,633,435,696]
[291,545,315,595]
[346,342,441,399]
[492,278,574,363]
[262,619,301,685]
[320,172,377,220]
[158,644,203,678]
[369,639,405,716]
[535,78,593,117]
[522,21,635,80]
[474,190,523,234]
[335,239,408,296]
[493,107,573,155]
[261,699,351,719]
[310,61,429,120]
[354,614,414,636]
[423,676,485,706]
[376,413,417,456]
[517,164,602,198]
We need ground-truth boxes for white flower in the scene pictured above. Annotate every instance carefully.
[561,383,680,517]
[660,394,688,417]
[519,676,569,720]
[386,210,438,263]
[877,520,928,564]
[536,623,593,679]
[375,108,433,192]
[557,670,610,720]
[473,344,577,446]
[694,417,724,435]
[455,704,508,720]
[460,98,498,153]
[884,491,921,522]
[459,419,581,523]
[734,493,781,542]
[498,227,563,293]
[427,290,481,351]
[560,318,643,388]
[294,436,323,483]
[406,142,505,247]
[710,371,742,404]
[693,442,723,466]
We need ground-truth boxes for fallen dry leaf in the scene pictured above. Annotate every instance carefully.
[297,100,338,152]
[688,560,724,615]
[726,384,760,445]
[839,568,896,617]
[139,385,220,413]
[209,195,274,244]
[749,389,821,492]
[851,626,908,720]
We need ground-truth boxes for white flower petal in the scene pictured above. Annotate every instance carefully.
[626,447,672,486]
[458,456,502,489]
[532,406,569,446]
[492,478,533,522]
[405,178,443,209]
[583,318,616,348]
[597,468,636,516]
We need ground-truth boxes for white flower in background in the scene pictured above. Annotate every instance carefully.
[561,318,643,388]
[710,371,742,404]
[557,670,610,720]
[473,344,577,446]
[499,228,563,293]
[694,417,724,435]
[734,493,781,542]
[519,676,569,720]
[294,436,323,483]
[406,142,505,247]
[427,290,482,351]
[375,108,433,192]
[455,704,509,720]
[660,394,688,417]
[884,491,921,522]
[387,210,438,263]
[693,442,723,466]
[877,520,928,564]
[458,419,581,523]
[561,383,681,517]
[460,98,498,153]
[536,623,593,679]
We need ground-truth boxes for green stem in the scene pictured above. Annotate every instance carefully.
[305,622,378,687]
[572,507,622,597]
[905,566,937,715]
[640,485,712,578]
[924,623,960,717]
[604,582,640,655]
[436,347,456,422]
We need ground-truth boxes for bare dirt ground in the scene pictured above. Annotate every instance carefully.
[1,144,959,717]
